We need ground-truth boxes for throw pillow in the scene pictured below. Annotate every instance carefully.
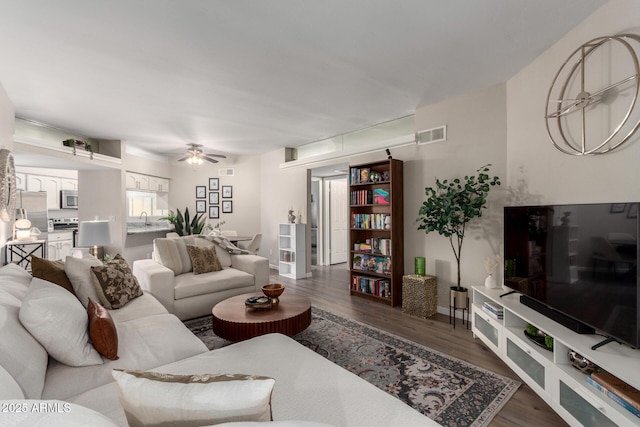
[153,238,183,274]
[30,255,76,296]
[112,370,274,426]
[90,254,143,309]
[18,278,103,367]
[87,297,119,360]
[185,244,222,274]
[0,291,48,399]
[64,255,104,308]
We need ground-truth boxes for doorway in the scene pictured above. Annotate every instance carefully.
[327,177,348,264]
[310,164,349,266]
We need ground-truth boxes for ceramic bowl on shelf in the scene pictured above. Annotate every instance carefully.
[262,283,285,305]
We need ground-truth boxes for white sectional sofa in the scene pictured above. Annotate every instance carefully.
[0,262,438,426]
[133,235,270,320]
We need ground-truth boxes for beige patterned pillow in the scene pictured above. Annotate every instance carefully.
[185,244,222,274]
[90,255,143,309]
[112,370,274,426]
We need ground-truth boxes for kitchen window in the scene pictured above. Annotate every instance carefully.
[126,190,168,219]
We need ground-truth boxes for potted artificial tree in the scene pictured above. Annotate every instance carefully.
[417,164,501,304]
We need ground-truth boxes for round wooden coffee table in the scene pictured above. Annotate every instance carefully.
[212,292,312,342]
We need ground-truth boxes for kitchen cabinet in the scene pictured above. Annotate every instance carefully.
[27,175,61,210]
[15,173,26,191]
[47,231,74,261]
[60,179,78,190]
[148,176,169,192]
[125,172,150,190]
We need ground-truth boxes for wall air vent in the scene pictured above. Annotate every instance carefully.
[416,125,447,145]
[218,168,235,176]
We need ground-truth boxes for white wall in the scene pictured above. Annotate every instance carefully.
[409,84,507,308]
[261,84,507,300]
[169,155,262,238]
[507,0,640,205]
[78,169,124,258]
[260,149,309,268]
[0,83,14,244]
[122,142,171,178]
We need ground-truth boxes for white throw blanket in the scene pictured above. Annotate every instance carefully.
[196,234,251,255]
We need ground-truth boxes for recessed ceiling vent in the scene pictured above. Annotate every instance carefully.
[218,168,235,176]
[416,125,447,145]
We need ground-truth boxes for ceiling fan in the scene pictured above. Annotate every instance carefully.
[178,143,227,165]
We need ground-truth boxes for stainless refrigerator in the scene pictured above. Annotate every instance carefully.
[17,191,49,241]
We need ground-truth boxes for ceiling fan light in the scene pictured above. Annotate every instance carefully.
[197,157,203,165]
[186,156,194,164]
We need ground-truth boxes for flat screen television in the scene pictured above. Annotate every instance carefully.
[504,202,640,349]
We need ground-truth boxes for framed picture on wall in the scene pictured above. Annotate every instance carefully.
[222,200,233,213]
[209,206,219,219]
[209,178,219,191]
[209,192,219,205]
[196,200,206,213]
[196,186,206,199]
[222,185,233,198]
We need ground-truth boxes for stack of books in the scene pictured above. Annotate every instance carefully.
[587,371,640,418]
[482,301,503,320]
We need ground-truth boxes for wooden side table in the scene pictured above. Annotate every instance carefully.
[402,274,437,319]
[212,293,312,342]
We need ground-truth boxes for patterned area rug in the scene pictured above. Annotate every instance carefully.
[184,306,520,427]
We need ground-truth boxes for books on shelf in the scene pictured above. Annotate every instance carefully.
[352,254,391,275]
[351,275,391,299]
[350,189,373,205]
[482,302,504,320]
[482,301,503,314]
[587,371,640,418]
[350,188,391,205]
[351,213,388,230]
[481,301,503,319]
[353,238,391,255]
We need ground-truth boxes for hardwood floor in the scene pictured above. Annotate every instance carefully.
[271,264,568,427]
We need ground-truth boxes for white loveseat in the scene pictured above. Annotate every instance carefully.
[133,235,270,320]
[0,262,438,426]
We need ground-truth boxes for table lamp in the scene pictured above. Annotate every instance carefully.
[13,208,32,241]
[78,220,111,258]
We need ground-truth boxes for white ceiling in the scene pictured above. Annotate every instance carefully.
[0,0,607,158]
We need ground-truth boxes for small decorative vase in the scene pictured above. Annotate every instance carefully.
[484,274,498,289]
[414,257,426,276]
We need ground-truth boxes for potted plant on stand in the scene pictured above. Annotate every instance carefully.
[417,164,500,323]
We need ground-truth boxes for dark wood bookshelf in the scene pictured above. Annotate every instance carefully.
[348,159,403,306]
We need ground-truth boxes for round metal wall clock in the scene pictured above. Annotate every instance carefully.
[0,149,16,222]
[545,34,640,155]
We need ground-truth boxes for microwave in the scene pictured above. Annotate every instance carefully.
[60,190,78,209]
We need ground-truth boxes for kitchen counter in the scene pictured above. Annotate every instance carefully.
[126,225,173,235]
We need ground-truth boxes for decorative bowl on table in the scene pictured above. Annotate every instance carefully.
[262,284,285,305]
[245,295,272,310]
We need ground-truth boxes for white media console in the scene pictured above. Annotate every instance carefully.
[472,286,640,427]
